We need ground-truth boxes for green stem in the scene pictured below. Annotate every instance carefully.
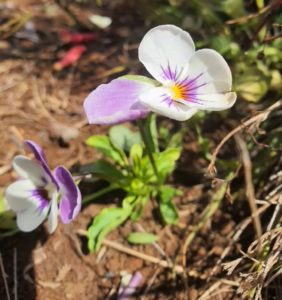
[137,120,160,182]
[82,185,117,205]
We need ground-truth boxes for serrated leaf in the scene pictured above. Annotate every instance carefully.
[88,206,131,252]
[156,148,181,179]
[86,135,124,164]
[109,125,141,152]
[127,232,158,244]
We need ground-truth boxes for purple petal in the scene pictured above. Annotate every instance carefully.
[25,140,59,189]
[118,272,143,300]
[83,78,151,125]
[54,166,81,224]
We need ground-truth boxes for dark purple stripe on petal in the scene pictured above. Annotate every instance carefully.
[174,73,209,104]
[178,72,204,88]
[161,62,180,81]
[25,140,59,190]
[31,188,49,212]
[54,166,81,224]
[160,94,173,106]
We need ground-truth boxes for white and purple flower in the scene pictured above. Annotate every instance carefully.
[84,24,236,123]
[5,140,81,233]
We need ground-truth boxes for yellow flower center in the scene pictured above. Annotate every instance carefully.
[171,84,185,100]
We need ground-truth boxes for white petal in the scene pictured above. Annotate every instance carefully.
[177,92,237,111]
[17,204,48,232]
[138,25,195,83]
[48,195,58,233]
[5,180,37,211]
[139,87,198,121]
[13,155,47,186]
[184,49,233,94]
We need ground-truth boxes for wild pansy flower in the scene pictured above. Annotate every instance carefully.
[5,140,81,233]
[84,24,236,123]
[138,25,236,120]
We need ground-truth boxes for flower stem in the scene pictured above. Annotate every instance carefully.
[82,185,117,205]
[137,119,160,182]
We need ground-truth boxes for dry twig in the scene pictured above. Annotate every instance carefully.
[207,100,282,176]
[213,203,270,276]
[235,134,262,249]
[76,229,184,274]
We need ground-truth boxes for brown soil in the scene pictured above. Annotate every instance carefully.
[1,186,243,300]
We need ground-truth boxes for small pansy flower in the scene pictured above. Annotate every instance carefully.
[84,25,236,123]
[5,140,81,233]
[138,25,237,120]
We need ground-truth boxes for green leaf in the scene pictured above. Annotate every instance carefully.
[130,196,149,221]
[130,143,143,160]
[122,195,138,210]
[109,125,141,152]
[221,0,245,18]
[256,0,264,10]
[156,148,181,180]
[159,186,179,224]
[159,126,183,149]
[88,205,131,252]
[0,210,16,230]
[159,126,170,142]
[130,203,144,221]
[168,132,183,149]
[130,143,143,174]
[236,81,268,103]
[0,194,6,213]
[127,232,158,244]
[80,160,126,184]
[0,194,17,231]
[159,186,176,203]
[144,114,159,154]
[159,201,179,225]
[211,35,240,59]
[86,135,124,164]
